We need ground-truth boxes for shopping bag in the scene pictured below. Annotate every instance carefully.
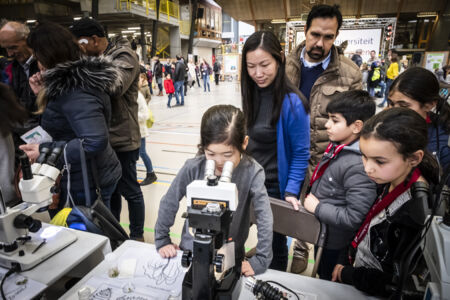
[146,109,155,128]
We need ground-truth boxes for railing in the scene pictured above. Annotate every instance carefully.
[117,0,179,19]
[179,20,190,36]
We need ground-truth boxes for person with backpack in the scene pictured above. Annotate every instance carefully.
[213,60,221,85]
[367,61,381,97]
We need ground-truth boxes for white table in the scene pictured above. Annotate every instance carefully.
[239,269,380,300]
[62,240,379,300]
[0,224,111,299]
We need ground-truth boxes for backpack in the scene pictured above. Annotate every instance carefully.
[369,67,381,87]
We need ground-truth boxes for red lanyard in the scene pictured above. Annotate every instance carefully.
[309,142,346,187]
[351,168,422,249]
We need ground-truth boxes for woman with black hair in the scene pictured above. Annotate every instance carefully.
[19,22,121,213]
[388,66,450,172]
[241,31,310,272]
[0,83,27,206]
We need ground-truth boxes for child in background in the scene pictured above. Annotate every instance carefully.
[303,90,378,280]
[155,105,273,276]
[164,74,175,108]
[137,77,157,186]
[332,108,439,297]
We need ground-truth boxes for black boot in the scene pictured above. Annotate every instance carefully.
[140,171,157,186]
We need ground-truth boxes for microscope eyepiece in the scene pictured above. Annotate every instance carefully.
[219,161,234,183]
[46,147,62,167]
[36,147,50,164]
[19,151,33,180]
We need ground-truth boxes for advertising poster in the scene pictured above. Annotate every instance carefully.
[334,29,382,61]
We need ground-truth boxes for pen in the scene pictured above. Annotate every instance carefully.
[32,239,46,254]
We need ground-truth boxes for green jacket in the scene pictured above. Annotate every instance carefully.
[106,37,141,152]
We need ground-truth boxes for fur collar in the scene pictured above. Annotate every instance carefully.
[43,55,123,99]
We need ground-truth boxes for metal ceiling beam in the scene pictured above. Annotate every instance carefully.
[283,0,288,20]
[356,0,362,19]
[396,0,404,20]
[248,0,256,27]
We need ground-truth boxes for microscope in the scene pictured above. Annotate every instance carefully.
[181,160,242,300]
[0,146,77,271]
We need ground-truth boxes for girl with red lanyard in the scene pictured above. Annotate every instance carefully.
[331,108,439,297]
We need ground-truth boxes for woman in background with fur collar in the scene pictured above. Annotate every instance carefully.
[19,22,121,215]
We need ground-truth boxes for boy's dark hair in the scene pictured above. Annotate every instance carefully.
[306,4,342,33]
[326,90,376,125]
[198,105,247,154]
[361,108,438,185]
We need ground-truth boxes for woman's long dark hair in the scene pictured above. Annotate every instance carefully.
[0,83,27,137]
[27,22,81,70]
[361,107,439,185]
[241,31,309,128]
[389,67,450,133]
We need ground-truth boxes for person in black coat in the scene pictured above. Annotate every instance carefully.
[19,22,121,214]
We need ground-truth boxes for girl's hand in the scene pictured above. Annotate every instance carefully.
[285,196,301,211]
[304,193,319,213]
[158,243,180,258]
[19,144,40,163]
[29,72,44,95]
[241,260,255,277]
[331,264,345,282]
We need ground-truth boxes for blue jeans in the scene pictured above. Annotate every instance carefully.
[157,77,163,93]
[202,75,210,92]
[368,86,375,97]
[267,186,288,271]
[139,138,153,173]
[381,79,393,106]
[379,80,386,96]
[148,80,153,95]
[111,149,145,238]
[167,93,173,107]
[174,81,184,105]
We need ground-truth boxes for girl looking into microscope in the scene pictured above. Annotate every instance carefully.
[155,104,273,277]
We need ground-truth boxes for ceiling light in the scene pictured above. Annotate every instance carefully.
[271,19,285,24]
[361,15,378,19]
[26,20,36,23]
[121,30,136,33]
[417,12,437,18]
[73,17,82,21]
[128,27,141,30]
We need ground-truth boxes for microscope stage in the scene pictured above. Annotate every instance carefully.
[0,225,77,271]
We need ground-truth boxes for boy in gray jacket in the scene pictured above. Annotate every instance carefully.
[303,90,377,280]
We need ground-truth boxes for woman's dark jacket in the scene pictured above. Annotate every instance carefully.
[40,56,122,192]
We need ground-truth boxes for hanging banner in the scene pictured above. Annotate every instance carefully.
[334,29,382,62]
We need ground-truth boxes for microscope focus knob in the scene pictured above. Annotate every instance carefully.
[214,254,224,273]
[181,250,192,268]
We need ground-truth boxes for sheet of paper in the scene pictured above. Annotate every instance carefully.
[120,247,186,295]
[72,247,187,299]
[0,268,47,300]
[20,126,52,144]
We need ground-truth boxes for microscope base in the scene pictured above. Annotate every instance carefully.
[0,225,77,271]
[182,268,242,300]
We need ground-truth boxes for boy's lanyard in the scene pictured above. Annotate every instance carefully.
[309,142,346,189]
[351,168,422,250]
